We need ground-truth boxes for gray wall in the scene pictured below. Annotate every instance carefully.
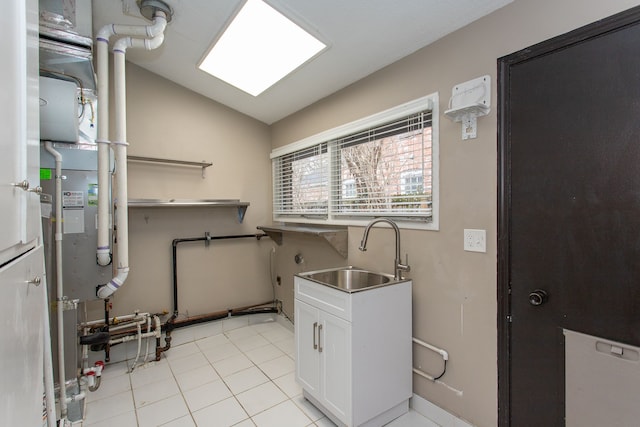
[92,1,640,425]
[84,63,274,321]
[269,0,640,425]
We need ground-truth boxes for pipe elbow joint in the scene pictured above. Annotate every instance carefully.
[113,37,132,54]
[97,24,115,41]
[96,284,115,299]
[147,15,168,37]
[146,33,165,50]
[97,268,129,299]
[96,249,112,267]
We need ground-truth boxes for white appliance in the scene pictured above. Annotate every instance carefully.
[39,76,79,143]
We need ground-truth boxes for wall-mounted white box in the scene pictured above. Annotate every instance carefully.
[464,229,486,253]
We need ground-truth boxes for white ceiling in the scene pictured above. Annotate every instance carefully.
[92,0,512,124]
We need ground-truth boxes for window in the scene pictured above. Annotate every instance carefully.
[273,143,328,217]
[401,170,424,195]
[271,94,438,229]
[342,179,356,199]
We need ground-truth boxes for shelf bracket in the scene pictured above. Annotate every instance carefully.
[237,205,248,223]
[257,225,348,258]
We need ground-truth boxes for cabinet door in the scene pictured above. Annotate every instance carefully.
[0,0,40,264]
[0,245,45,426]
[295,299,320,395]
[321,311,351,423]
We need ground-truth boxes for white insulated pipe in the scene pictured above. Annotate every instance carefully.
[108,318,146,333]
[96,13,167,299]
[412,337,449,360]
[81,312,152,327]
[97,17,167,41]
[95,12,168,268]
[44,141,67,419]
[108,322,161,345]
[42,273,57,427]
[95,37,111,267]
[113,32,166,52]
[109,329,160,345]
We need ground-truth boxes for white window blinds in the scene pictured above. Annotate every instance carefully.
[331,110,432,219]
[272,94,436,226]
[273,142,329,217]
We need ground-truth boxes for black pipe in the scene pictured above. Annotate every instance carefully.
[156,312,175,361]
[171,233,267,315]
[104,299,111,362]
[155,232,268,360]
[165,306,277,331]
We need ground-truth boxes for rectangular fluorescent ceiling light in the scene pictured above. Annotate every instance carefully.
[198,0,326,96]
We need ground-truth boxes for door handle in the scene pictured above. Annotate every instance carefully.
[313,322,318,350]
[318,324,323,353]
[528,289,548,306]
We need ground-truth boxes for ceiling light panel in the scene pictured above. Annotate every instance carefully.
[199,0,326,96]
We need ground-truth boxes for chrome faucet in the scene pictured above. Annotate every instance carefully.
[359,218,410,280]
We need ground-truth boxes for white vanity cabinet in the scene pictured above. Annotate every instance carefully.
[294,275,412,427]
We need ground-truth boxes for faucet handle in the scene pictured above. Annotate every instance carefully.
[398,254,411,272]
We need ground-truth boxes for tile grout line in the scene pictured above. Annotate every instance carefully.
[85,319,318,427]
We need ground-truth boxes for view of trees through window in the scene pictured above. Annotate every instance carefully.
[336,125,431,215]
[273,109,433,222]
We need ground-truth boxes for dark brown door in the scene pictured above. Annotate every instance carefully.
[498,7,640,426]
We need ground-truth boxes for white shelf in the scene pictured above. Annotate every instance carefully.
[257,224,348,258]
[127,199,249,223]
[127,156,213,178]
[444,102,490,122]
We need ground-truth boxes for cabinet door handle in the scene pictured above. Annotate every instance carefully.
[12,180,30,191]
[27,276,41,286]
[318,323,323,353]
[313,322,318,350]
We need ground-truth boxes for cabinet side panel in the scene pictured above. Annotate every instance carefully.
[351,281,413,425]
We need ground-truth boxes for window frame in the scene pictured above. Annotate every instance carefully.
[270,93,439,230]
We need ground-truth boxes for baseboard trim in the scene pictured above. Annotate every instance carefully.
[410,394,474,427]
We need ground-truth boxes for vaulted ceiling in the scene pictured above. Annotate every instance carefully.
[93,0,512,124]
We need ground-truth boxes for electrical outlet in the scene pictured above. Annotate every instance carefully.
[464,229,486,253]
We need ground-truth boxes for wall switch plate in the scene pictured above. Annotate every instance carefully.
[462,114,477,140]
[464,229,486,253]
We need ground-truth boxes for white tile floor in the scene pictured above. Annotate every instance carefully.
[82,315,435,427]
